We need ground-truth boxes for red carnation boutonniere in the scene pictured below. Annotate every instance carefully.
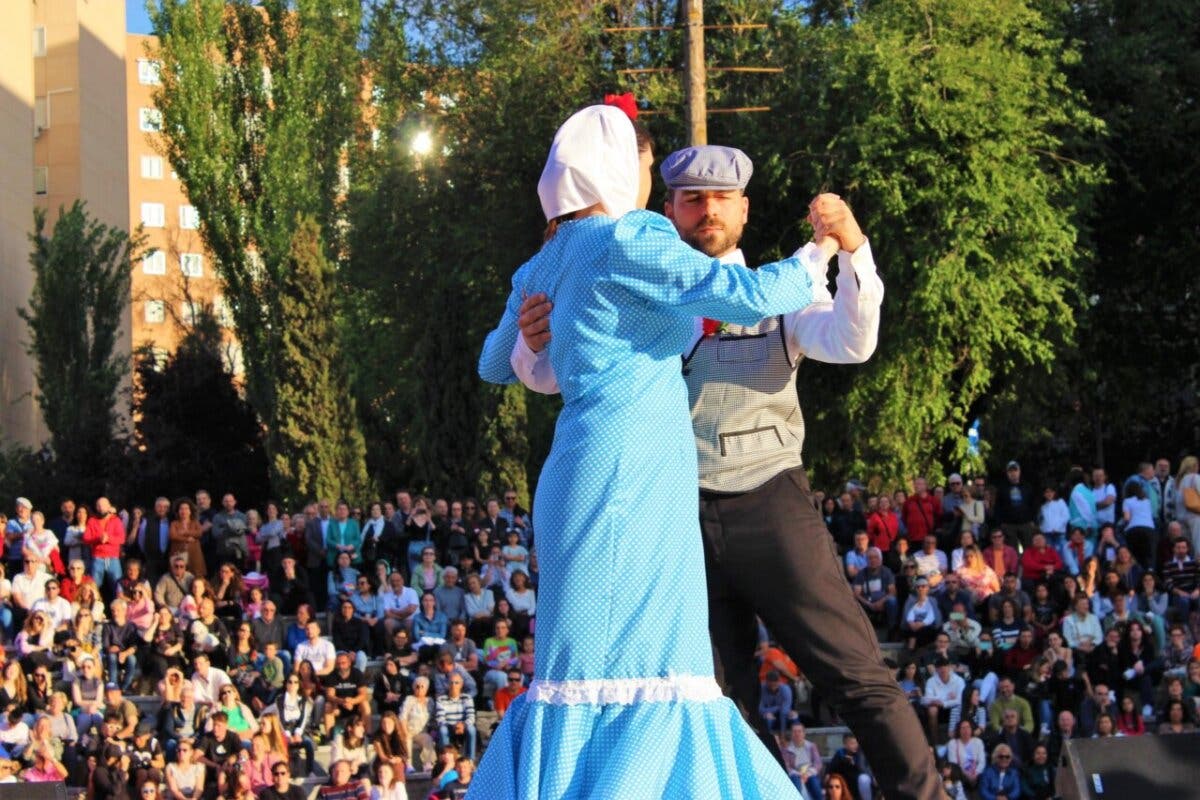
[702,318,728,337]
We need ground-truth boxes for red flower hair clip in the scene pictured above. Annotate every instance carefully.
[702,318,727,337]
[604,92,639,121]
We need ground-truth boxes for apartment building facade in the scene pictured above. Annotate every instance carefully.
[0,2,226,448]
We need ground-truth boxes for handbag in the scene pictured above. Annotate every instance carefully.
[1184,481,1200,515]
[236,668,262,688]
[793,676,812,707]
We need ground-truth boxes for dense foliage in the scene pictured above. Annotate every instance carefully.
[22,0,1177,507]
[149,0,370,502]
[128,311,270,506]
[19,202,141,500]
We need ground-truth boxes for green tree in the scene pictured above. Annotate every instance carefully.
[745,0,1104,484]
[150,0,369,500]
[20,201,141,498]
[128,310,270,506]
[272,217,370,505]
[342,0,793,497]
[342,0,631,498]
[1051,0,1200,469]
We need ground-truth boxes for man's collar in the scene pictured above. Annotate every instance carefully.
[718,248,746,266]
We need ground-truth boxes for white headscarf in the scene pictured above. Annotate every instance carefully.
[537,105,639,222]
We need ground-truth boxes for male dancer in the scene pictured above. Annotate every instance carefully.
[512,146,941,799]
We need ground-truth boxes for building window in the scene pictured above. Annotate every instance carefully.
[145,300,166,324]
[137,59,161,86]
[140,155,163,180]
[213,296,234,327]
[34,167,48,195]
[33,27,46,58]
[224,343,245,376]
[34,97,49,133]
[180,253,204,278]
[181,301,201,326]
[149,348,169,371]
[140,203,165,228]
[138,107,163,132]
[142,251,166,275]
[179,205,200,230]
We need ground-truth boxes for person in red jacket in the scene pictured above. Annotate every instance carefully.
[867,495,900,553]
[83,497,125,600]
[1019,532,1064,591]
[901,478,939,544]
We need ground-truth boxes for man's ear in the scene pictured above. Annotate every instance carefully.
[741,194,750,224]
[663,195,675,221]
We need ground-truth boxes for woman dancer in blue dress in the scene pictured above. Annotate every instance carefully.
[473,104,814,799]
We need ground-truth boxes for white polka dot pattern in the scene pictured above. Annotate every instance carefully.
[471,210,813,799]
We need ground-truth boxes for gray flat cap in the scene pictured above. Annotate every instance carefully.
[660,145,753,191]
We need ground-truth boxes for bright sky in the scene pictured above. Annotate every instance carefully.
[127,0,154,34]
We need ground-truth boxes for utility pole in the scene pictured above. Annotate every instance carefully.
[682,0,706,145]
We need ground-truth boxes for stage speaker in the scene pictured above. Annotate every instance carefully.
[0,782,70,800]
[1056,733,1200,799]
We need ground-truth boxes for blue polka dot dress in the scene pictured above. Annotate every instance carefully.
[474,210,813,799]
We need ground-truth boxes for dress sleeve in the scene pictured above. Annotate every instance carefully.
[478,281,525,386]
[607,211,813,325]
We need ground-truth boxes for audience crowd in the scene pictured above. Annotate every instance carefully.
[1,455,1198,800]
[776,457,1200,799]
[0,489,544,800]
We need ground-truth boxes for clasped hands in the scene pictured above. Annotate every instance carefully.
[517,193,865,354]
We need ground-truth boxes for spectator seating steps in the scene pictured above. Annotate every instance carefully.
[804,725,852,758]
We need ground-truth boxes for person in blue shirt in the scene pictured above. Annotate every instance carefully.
[757,671,798,735]
[978,743,1022,800]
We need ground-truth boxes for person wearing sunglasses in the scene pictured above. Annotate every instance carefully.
[213,685,259,747]
[260,761,305,800]
[978,743,1019,800]
[166,739,205,800]
[492,670,526,723]
[266,674,314,773]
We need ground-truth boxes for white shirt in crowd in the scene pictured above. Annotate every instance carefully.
[191,667,233,706]
[31,595,73,629]
[11,571,49,610]
[1094,482,1117,525]
[1039,498,1069,535]
[923,671,965,709]
[295,636,336,673]
[1124,496,1154,530]
[381,586,420,617]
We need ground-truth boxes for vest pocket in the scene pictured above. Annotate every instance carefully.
[719,425,784,457]
[717,334,768,363]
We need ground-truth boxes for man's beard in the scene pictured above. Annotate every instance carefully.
[681,216,743,257]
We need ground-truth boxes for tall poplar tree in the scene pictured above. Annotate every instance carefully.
[150,0,369,500]
[273,218,369,505]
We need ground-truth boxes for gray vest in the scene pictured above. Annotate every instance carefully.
[683,315,805,493]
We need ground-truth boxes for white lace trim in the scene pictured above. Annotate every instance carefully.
[525,674,724,706]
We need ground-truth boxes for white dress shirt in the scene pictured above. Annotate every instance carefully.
[923,672,965,709]
[191,667,232,706]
